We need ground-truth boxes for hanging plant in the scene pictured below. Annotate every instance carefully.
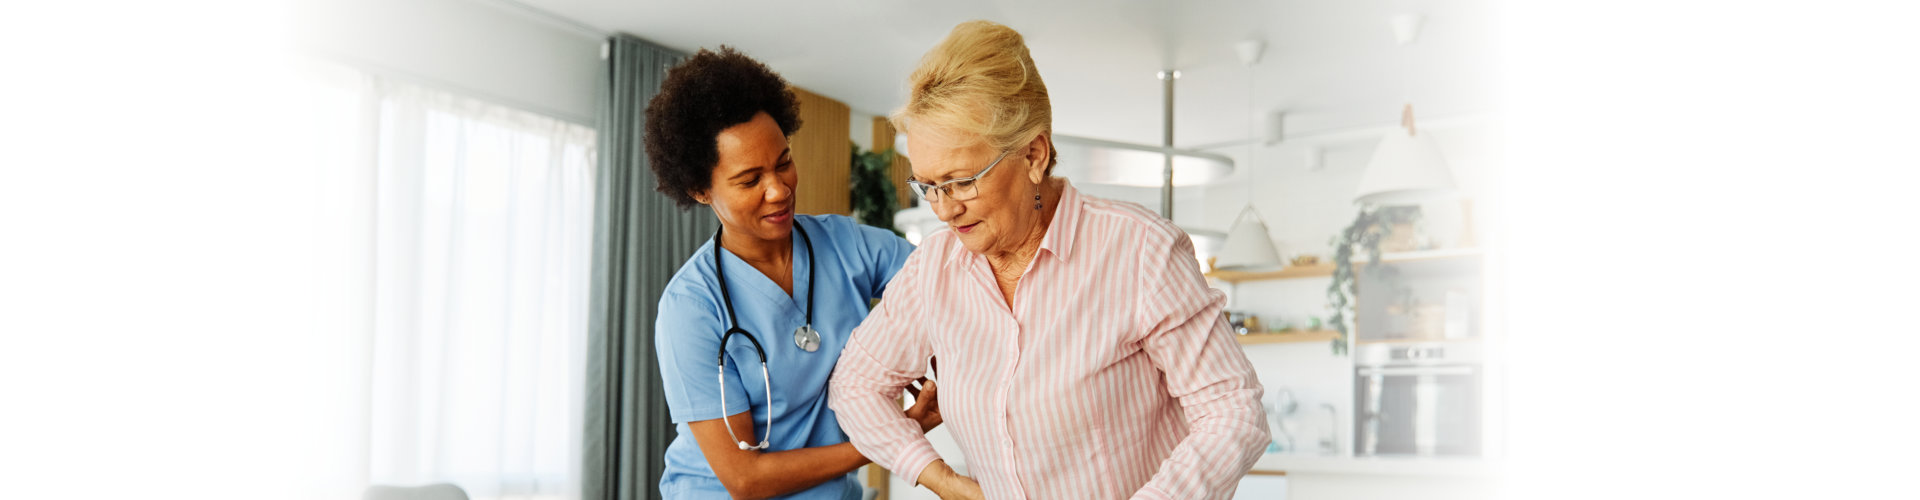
[850,142,902,236]
[1326,205,1422,354]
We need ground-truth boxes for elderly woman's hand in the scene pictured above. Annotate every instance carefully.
[904,376,941,433]
[916,460,983,500]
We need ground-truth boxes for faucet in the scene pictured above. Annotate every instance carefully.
[1265,389,1297,453]
[1319,403,1339,455]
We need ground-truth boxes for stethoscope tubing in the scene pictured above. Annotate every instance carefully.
[712,222,815,451]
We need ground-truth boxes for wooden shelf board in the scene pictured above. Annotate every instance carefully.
[1355,337,1483,345]
[1205,262,1335,283]
[1204,248,1483,284]
[1234,330,1340,345]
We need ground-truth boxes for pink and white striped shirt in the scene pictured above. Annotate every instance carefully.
[829,182,1269,500]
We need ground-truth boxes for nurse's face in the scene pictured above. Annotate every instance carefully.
[695,112,797,243]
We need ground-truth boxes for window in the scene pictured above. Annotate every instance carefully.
[302,62,595,500]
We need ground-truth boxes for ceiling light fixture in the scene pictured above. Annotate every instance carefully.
[1050,135,1234,188]
[1354,13,1458,206]
[1212,38,1285,271]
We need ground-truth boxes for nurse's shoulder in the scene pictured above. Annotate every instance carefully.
[797,213,864,242]
[800,214,918,296]
[657,238,725,330]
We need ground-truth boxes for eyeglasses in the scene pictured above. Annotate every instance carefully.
[906,150,1012,203]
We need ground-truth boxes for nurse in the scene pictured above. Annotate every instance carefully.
[644,47,938,500]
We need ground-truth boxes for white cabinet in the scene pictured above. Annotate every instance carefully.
[1234,473,1288,499]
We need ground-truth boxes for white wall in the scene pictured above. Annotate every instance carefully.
[1194,121,1497,258]
[1238,299,1355,457]
[851,112,876,152]
[292,0,603,124]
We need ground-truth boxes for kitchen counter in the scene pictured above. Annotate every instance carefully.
[1250,454,1498,477]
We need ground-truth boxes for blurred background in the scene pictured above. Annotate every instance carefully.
[2,0,1917,499]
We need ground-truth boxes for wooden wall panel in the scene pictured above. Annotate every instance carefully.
[862,115,902,500]
[791,87,851,216]
[871,116,915,209]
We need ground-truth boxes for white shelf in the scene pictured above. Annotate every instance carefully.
[1359,247,1485,264]
[1249,454,1496,477]
[1205,247,1483,284]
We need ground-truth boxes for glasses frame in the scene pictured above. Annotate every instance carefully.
[907,149,1014,203]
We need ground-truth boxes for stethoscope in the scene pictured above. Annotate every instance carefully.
[713,222,820,450]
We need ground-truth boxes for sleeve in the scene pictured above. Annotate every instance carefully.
[656,288,752,424]
[860,225,916,300]
[1128,231,1272,500]
[827,215,916,300]
[827,254,940,485]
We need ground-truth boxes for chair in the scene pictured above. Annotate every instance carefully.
[363,483,469,500]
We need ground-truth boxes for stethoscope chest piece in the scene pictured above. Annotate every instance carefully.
[793,324,821,352]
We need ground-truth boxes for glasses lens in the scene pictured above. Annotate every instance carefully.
[947,179,979,202]
[908,181,934,201]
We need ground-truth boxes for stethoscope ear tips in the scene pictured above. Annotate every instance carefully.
[736,441,770,451]
[737,441,750,450]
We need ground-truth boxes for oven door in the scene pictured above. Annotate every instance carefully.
[1355,364,1481,456]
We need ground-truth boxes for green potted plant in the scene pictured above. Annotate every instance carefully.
[849,142,902,236]
[1325,205,1422,354]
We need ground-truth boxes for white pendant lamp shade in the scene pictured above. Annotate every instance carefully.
[1360,14,1456,207]
[1355,125,1457,206]
[1213,207,1284,270]
[1051,134,1235,187]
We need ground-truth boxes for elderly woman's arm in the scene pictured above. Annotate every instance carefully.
[1130,235,1273,500]
[828,259,955,490]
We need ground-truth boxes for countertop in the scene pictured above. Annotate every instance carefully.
[1249,453,1498,477]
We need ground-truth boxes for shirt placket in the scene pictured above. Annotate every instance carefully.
[968,255,1027,500]
[995,310,1025,500]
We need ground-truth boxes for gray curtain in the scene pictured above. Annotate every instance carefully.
[584,34,712,500]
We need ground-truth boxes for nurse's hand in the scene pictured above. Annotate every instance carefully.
[904,377,941,433]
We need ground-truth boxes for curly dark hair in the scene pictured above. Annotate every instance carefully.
[644,46,803,209]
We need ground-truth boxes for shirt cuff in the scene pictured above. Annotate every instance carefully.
[1130,483,1175,500]
[894,440,942,487]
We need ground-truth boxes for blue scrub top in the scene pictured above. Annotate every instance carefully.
[655,214,915,500]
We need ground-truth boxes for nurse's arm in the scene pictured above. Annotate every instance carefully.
[688,394,940,500]
[686,413,867,500]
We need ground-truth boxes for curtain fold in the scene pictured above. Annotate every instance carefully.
[294,59,598,500]
[364,78,598,500]
[583,35,710,500]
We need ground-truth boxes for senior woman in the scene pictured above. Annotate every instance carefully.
[828,21,1270,500]
[646,47,940,500]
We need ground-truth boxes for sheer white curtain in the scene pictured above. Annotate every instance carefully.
[300,62,595,500]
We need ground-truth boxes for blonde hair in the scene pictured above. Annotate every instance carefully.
[892,20,1057,172]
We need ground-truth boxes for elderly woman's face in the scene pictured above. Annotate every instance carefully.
[699,111,796,243]
[907,123,1048,258]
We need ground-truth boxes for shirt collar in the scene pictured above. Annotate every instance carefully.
[1035,180,1082,263]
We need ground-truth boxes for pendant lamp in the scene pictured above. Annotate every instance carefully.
[1214,39,1285,271]
[1355,14,1457,205]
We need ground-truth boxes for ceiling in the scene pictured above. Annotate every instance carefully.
[511,0,1496,148]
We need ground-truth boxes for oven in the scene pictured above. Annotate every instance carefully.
[1354,341,1482,457]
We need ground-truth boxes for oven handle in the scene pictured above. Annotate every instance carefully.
[1358,366,1477,376]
